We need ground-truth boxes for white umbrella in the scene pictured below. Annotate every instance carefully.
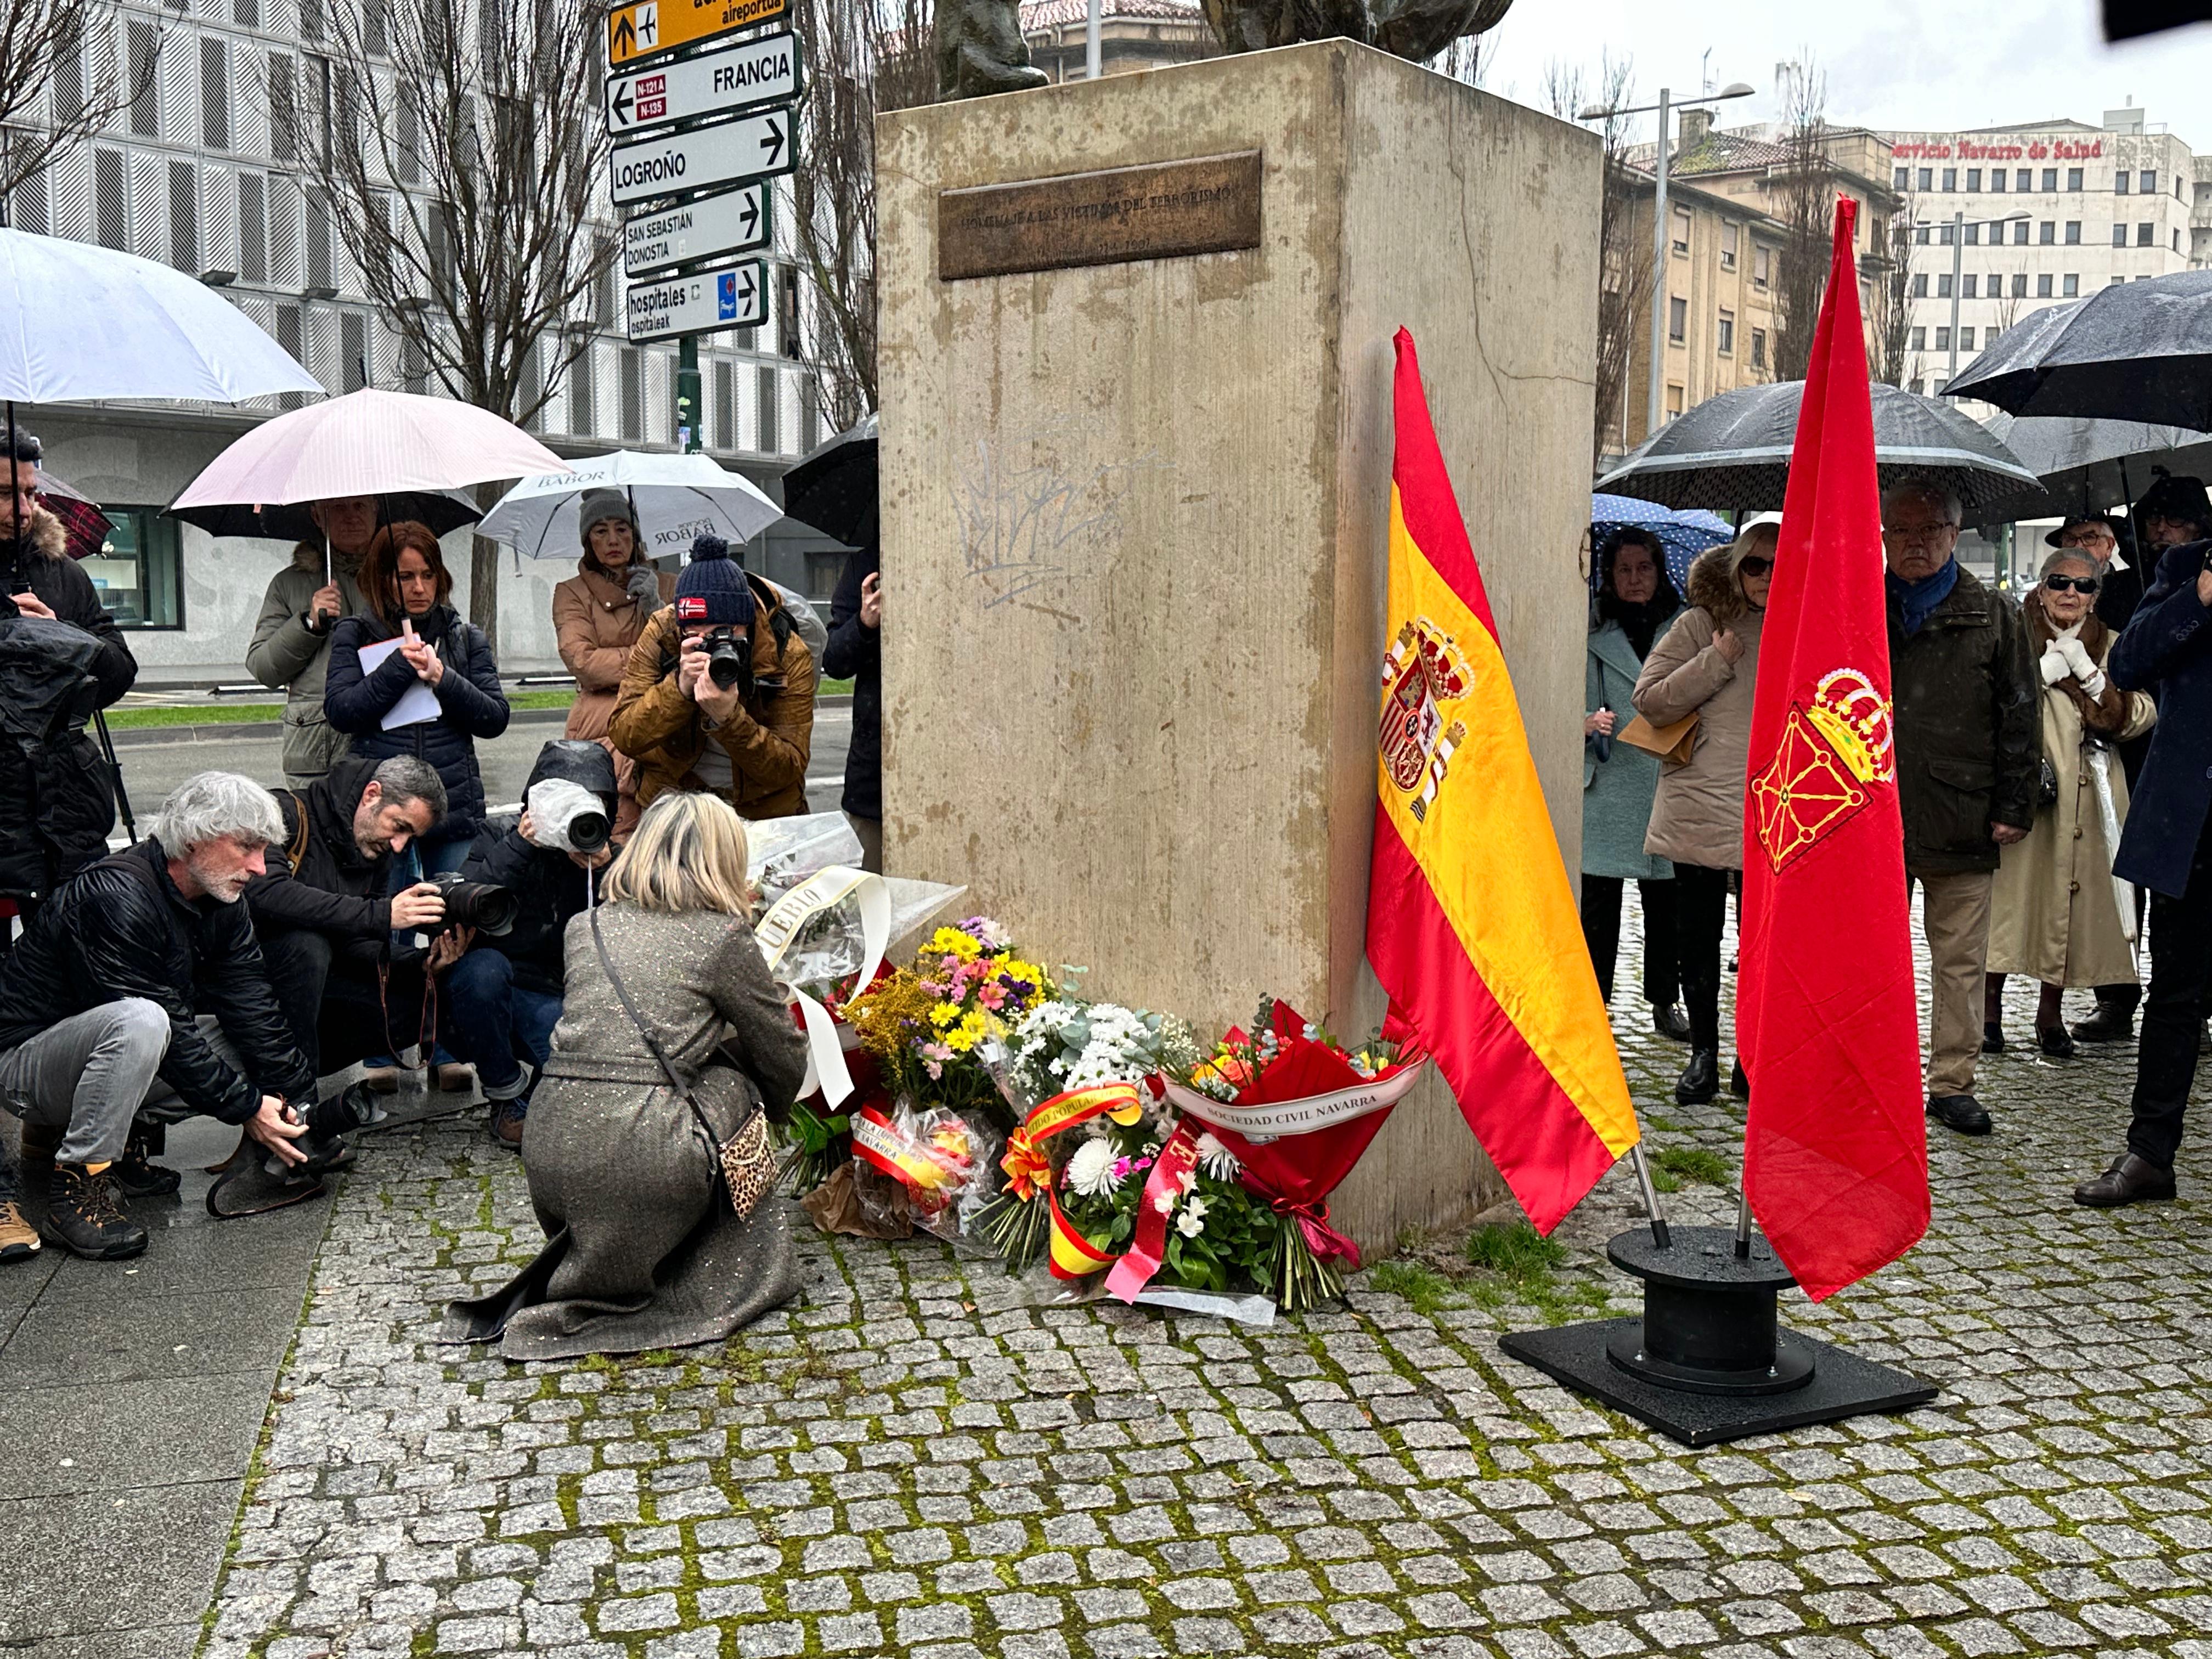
[0,228,319,403]
[479,448,783,563]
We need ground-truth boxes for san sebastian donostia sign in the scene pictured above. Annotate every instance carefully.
[624,181,771,277]
[1891,134,2106,162]
[607,0,788,69]
[938,151,1263,282]
[605,30,800,136]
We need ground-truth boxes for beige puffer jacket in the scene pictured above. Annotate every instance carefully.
[1632,544,1766,871]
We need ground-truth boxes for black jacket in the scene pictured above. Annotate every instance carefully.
[244,755,398,970]
[456,739,614,995]
[1888,563,2041,876]
[324,602,509,840]
[822,544,881,819]
[0,510,139,898]
[2112,539,2212,897]
[0,837,313,1120]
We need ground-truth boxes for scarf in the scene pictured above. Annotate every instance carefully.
[1886,557,1960,636]
[1596,591,1679,661]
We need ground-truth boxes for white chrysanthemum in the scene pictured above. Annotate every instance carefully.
[1176,1195,1209,1238]
[1064,1137,1119,1198]
[1194,1132,1241,1181]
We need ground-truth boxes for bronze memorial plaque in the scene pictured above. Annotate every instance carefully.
[938,151,1263,282]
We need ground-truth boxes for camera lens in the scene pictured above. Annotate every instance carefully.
[428,872,518,935]
[707,640,746,689]
[567,809,610,853]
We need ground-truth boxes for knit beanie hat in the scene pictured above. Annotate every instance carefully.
[673,534,755,628]
[578,488,635,546]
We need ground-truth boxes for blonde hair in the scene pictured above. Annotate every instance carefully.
[601,791,754,917]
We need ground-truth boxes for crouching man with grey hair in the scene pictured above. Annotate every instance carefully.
[0,771,313,1260]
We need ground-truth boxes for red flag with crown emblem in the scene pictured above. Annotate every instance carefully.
[1736,198,1928,1301]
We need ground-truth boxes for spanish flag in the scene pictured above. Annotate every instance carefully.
[1366,330,1639,1233]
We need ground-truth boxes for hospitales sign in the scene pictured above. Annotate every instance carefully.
[625,259,768,342]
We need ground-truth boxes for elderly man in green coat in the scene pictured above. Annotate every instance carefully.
[1580,528,1689,1044]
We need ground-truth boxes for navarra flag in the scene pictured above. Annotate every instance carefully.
[1366,329,1640,1234]
[1737,198,1928,1301]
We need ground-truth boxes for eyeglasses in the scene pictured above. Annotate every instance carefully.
[2044,574,2097,594]
[1882,522,1957,542]
[1738,556,1774,577]
[2058,531,2114,549]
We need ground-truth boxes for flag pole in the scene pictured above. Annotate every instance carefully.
[1733,1186,1752,1260]
[1627,1144,1672,1249]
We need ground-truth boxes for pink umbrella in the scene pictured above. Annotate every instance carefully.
[170,387,570,516]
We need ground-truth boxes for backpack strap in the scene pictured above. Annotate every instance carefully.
[284,789,312,872]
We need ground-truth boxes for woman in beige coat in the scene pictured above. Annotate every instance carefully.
[1985,550,2155,1057]
[551,490,674,837]
[1632,523,1775,1105]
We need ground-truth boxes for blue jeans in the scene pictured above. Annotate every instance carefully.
[443,947,561,1103]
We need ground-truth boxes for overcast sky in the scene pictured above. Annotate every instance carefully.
[1475,1,2212,153]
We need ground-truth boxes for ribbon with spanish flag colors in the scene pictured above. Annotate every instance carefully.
[1364,329,1641,1234]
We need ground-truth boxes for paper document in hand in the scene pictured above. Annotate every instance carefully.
[357,637,443,731]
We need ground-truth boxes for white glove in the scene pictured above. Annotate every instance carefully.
[2079,668,2108,699]
[2039,645,2071,686]
[2057,636,2098,682]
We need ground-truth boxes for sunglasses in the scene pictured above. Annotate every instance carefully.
[1738,556,1774,577]
[2044,574,2097,594]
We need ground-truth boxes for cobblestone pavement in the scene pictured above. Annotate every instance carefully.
[194,898,2212,1659]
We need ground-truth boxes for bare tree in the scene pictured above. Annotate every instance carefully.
[276,0,617,642]
[1868,206,1914,387]
[1544,54,1655,467]
[1769,58,1833,383]
[792,0,934,434]
[0,0,161,209]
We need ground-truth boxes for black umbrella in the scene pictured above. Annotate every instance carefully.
[780,413,877,548]
[1980,411,2212,518]
[1943,269,2212,428]
[166,488,486,542]
[1595,380,2042,514]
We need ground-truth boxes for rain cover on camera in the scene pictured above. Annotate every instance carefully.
[525,778,606,853]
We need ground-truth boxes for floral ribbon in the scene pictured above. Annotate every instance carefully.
[1158,1059,1426,1139]
[851,1104,969,1211]
[1047,1182,1116,1279]
[1104,1123,1202,1304]
[754,865,889,1109]
[998,1082,1146,1200]
[1269,1193,1361,1269]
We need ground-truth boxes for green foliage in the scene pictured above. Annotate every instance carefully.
[1653,1146,1733,1186]
[1464,1221,1567,1276]
[1369,1259,1456,1314]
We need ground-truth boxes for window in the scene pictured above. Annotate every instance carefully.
[1720,221,1738,270]
[364,0,387,55]
[1754,244,1771,288]
[127,20,159,137]
[567,345,594,437]
[2037,273,2053,296]
[269,55,296,162]
[234,0,257,21]
[341,312,366,392]
[2015,168,2032,190]
[1960,328,1976,351]
[1667,295,1686,342]
[2114,222,2128,246]
[2012,272,2028,297]
[1672,207,1691,256]
[1966,168,1982,191]
[1910,326,1927,351]
[94,148,127,250]
[1963,223,1979,244]
[2117,171,2130,194]
[2142,170,2157,194]
[1915,224,1931,245]
[1942,167,1957,191]
[300,0,323,40]
[2111,274,2128,286]
[758,365,780,450]
[1717,310,1734,354]
[713,360,735,449]
[2063,273,2080,297]
[619,347,642,441]
[168,161,195,273]
[1939,222,1955,246]
[1893,166,1910,190]
[1751,328,1767,369]
[2179,228,2186,253]
[1937,274,1953,298]
[1909,377,1925,394]
[805,551,847,602]
[1665,383,1684,420]
[83,509,183,629]
[2140,222,2155,246]
[2065,220,2081,244]
[1990,169,2006,193]
[1917,167,1933,191]
[2041,167,2058,191]
[2039,220,2056,244]
[1936,326,1951,350]
[238,173,265,281]
[2012,220,2030,244]
[201,40,229,150]
[1962,274,1978,298]
[305,190,331,290]
[779,266,802,358]
[1911,272,1928,298]
[2068,167,2084,191]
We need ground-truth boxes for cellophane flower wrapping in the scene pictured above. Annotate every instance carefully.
[843,918,1052,1128]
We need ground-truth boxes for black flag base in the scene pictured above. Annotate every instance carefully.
[1497,1225,1937,1447]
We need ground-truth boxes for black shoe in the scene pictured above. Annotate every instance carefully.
[1675,1048,1719,1104]
[1982,1021,2006,1054]
[43,1162,149,1260]
[1729,1058,1750,1099]
[1650,1003,1692,1043]
[111,1128,181,1198]
[1927,1093,1993,1137]
[2069,1002,2134,1043]
[2035,1025,2076,1060]
[2073,1152,2177,1207]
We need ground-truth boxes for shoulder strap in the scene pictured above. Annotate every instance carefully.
[587,908,727,1150]
[285,790,312,871]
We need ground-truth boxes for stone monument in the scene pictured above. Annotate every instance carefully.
[877,40,1601,1252]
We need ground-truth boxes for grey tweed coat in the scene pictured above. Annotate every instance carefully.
[440,901,809,1361]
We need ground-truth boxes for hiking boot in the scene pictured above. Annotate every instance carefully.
[15,1118,61,1180]
[112,1127,181,1198]
[2069,1001,2134,1043]
[43,1163,148,1260]
[489,1098,527,1149]
[0,1198,38,1262]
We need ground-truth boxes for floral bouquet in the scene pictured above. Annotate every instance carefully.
[843,918,1053,1124]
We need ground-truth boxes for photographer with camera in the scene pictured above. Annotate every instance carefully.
[611,534,816,821]
[244,755,461,1119]
[0,774,313,1260]
[447,741,618,1147]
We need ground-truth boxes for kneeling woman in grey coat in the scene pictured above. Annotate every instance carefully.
[443,791,806,1361]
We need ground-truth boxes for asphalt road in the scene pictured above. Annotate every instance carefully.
[108,705,855,825]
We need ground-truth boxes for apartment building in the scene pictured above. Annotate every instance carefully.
[1020,0,1216,80]
[1880,108,2198,396]
[5,1,826,675]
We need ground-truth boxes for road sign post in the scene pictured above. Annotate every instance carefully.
[606,30,800,136]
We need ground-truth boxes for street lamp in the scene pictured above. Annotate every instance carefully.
[1915,207,2029,383]
[1579,81,1758,441]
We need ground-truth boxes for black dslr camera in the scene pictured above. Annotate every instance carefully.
[425,870,517,935]
[704,626,749,690]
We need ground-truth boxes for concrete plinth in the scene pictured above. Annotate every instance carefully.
[877,40,1601,1253]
